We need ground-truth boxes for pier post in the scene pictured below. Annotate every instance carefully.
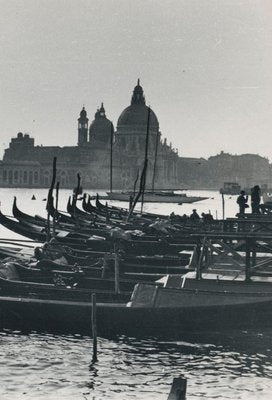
[91,293,98,363]
[251,239,256,267]
[114,251,120,294]
[221,193,225,221]
[167,376,187,400]
[101,253,110,278]
[245,239,251,282]
[196,238,206,280]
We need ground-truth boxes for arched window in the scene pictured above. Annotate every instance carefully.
[60,171,68,187]
[29,171,33,185]
[43,171,50,187]
[14,170,19,182]
[8,170,13,184]
[23,171,28,183]
[34,171,39,183]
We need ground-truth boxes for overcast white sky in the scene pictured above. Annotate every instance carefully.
[0,0,272,160]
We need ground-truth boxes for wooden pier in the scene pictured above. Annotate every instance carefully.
[191,230,272,281]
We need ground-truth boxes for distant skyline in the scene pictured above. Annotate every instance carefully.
[1,0,272,160]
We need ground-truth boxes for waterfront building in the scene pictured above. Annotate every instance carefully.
[0,81,178,189]
[178,151,272,189]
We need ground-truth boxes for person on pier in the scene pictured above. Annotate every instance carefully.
[190,209,200,221]
[236,190,249,215]
[251,185,261,214]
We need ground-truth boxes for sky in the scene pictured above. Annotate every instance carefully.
[0,0,272,160]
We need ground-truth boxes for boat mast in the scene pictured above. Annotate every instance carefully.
[46,157,57,242]
[109,122,114,193]
[141,106,151,213]
[151,128,160,192]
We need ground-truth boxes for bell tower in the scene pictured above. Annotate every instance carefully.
[78,107,89,145]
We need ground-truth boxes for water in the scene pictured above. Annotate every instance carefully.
[0,188,271,399]
[0,330,272,399]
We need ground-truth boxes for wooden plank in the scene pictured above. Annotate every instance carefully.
[167,377,187,400]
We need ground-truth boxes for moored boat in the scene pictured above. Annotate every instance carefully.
[0,280,272,336]
[98,190,208,204]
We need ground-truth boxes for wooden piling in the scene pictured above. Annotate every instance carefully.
[251,239,256,267]
[114,251,120,294]
[101,253,110,278]
[167,376,187,400]
[91,293,98,363]
[196,237,206,280]
[245,238,251,282]
[52,181,59,238]
[221,193,225,221]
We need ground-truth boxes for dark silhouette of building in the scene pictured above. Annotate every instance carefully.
[0,81,178,189]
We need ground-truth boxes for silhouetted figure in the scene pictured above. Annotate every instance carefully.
[236,190,249,215]
[190,209,200,221]
[201,212,214,223]
[251,185,261,214]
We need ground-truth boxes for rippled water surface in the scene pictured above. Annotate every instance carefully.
[0,189,271,399]
[0,330,272,399]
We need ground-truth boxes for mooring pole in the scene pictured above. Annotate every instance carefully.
[151,127,160,192]
[46,157,57,242]
[251,239,256,267]
[101,254,110,279]
[167,376,187,400]
[52,181,59,238]
[221,193,225,221]
[245,238,251,282]
[110,122,114,193]
[196,238,206,280]
[91,293,98,363]
[114,250,120,294]
[46,211,51,242]
[141,106,151,213]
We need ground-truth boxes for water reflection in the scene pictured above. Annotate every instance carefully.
[1,329,271,399]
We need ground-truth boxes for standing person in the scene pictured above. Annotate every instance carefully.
[236,190,248,215]
[251,185,261,214]
[190,209,200,221]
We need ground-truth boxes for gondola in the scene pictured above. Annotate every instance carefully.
[94,194,167,220]
[1,279,272,336]
[0,209,115,251]
[0,274,130,303]
[0,260,161,292]
[0,208,198,255]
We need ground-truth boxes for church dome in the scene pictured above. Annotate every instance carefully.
[117,80,159,133]
[89,103,112,143]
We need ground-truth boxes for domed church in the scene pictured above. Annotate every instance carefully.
[113,80,178,189]
[0,81,178,189]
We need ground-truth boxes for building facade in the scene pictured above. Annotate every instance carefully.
[177,151,272,189]
[1,82,270,191]
[0,81,178,189]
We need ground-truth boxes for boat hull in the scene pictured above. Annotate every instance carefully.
[104,192,208,204]
[0,288,272,337]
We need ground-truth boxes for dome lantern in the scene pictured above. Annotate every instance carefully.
[116,81,159,135]
[131,79,145,105]
[89,103,112,144]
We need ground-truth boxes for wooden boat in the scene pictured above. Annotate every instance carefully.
[0,260,162,293]
[99,190,208,204]
[0,280,272,336]
[0,274,130,303]
[0,209,198,256]
[94,195,167,220]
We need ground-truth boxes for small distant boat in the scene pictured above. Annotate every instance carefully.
[262,191,272,205]
[220,182,242,195]
[101,190,208,204]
